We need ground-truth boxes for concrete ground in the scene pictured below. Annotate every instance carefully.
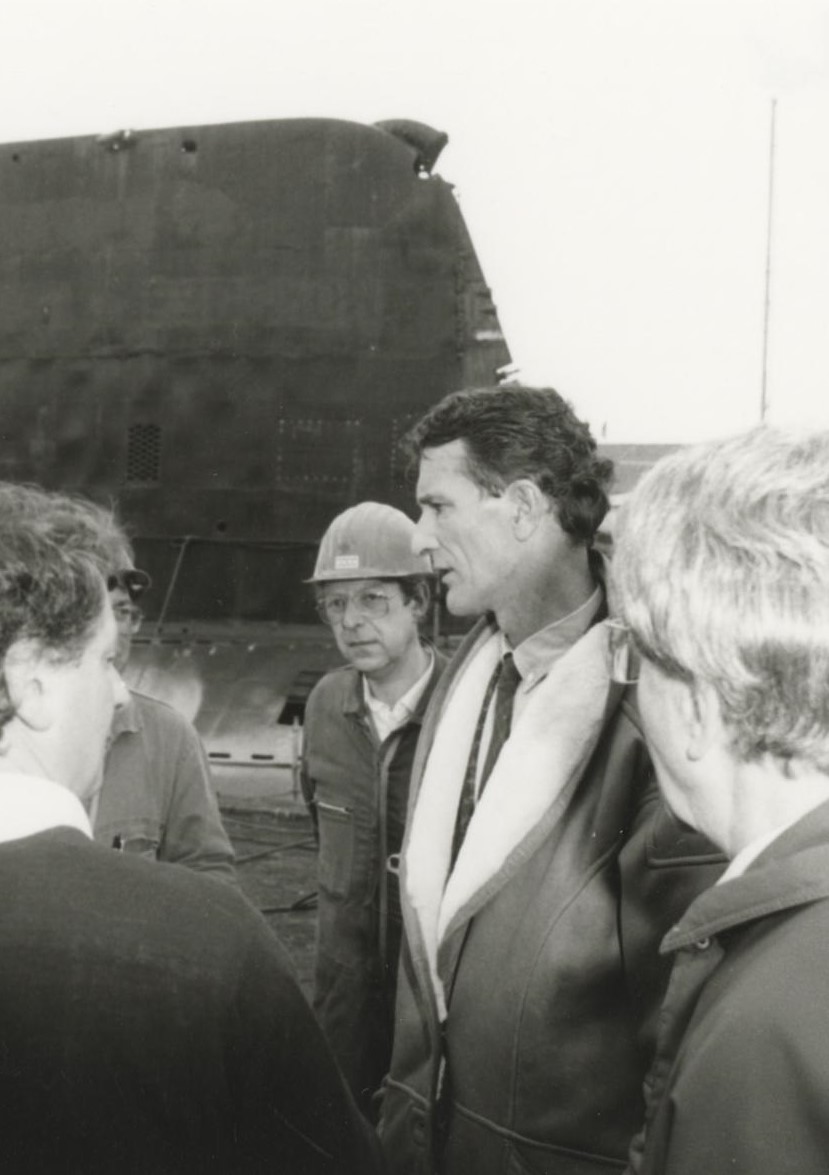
[222,806,318,997]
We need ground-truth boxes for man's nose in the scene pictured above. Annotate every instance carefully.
[411,515,437,560]
[340,596,365,627]
[112,670,131,709]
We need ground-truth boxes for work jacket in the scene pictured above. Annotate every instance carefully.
[380,615,724,1175]
[302,648,446,1116]
[630,799,829,1175]
[94,692,236,883]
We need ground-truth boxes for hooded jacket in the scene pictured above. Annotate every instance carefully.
[630,799,829,1175]
[380,615,724,1175]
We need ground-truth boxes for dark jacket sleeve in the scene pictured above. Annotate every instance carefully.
[644,978,829,1175]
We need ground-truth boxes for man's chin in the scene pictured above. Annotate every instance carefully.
[444,587,476,617]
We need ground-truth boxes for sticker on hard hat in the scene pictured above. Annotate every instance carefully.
[334,554,360,570]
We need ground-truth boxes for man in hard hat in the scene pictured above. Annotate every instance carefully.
[302,500,446,1119]
[380,387,724,1175]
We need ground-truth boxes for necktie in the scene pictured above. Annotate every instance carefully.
[450,652,522,869]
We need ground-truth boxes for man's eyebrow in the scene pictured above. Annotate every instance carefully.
[416,491,447,506]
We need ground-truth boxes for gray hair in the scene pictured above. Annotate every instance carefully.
[0,485,134,576]
[0,483,109,728]
[611,426,829,770]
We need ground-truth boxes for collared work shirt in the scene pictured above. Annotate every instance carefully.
[363,648,436,743]
[92,691,236,882]
[472,585,603,797]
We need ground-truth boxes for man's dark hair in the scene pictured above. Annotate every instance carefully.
[404,386,614,545]
[396,576,431,607]
[0,484,107,727]
[0,486,106,659]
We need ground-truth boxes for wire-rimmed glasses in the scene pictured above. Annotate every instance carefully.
[316,588,396,627]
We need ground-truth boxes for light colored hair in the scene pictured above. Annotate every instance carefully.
[0,483,109,728]
[611,426,829,770]
[0,485,134,576]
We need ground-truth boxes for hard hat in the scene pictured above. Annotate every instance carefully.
[307,502,430,582]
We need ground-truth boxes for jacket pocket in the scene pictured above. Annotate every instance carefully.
[316,800,355,898]
[96,817,162,860]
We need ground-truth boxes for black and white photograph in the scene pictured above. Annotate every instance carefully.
[0,1,828,1171]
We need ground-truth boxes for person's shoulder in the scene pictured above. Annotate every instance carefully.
[120,693,209,769]
[129,691,197,734]
[306,664,358,710]
[692,896,829,1058]
[119,844,260,930]
[29,830,246,922]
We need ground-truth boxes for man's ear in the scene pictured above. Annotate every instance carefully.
[2,640,53,732]
[410,580,431,621]
[681,679,722,762]
[505,479,546,540]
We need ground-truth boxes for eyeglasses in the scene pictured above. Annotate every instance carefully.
[107,568,152,601]
[316,588,397,626]
[606,619,639,685]
[112,599,144,634]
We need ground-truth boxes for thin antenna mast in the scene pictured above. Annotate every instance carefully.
[760,98,777,422]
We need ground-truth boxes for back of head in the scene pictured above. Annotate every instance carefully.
[309,501,431,583]
[36,495,132,577]
[612,426,829,770]
[403,386,613,544]
[0,484,134,575]
[0,484,105,728]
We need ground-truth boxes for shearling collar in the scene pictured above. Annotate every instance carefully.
[403,618,619,1014]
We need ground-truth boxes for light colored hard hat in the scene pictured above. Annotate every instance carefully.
[307,502,430,582]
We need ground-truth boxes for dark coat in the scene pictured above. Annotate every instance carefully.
[380,616,724,1175]
[302,648,446,1116]
[0,827,380,1175]
[631,799,829,1175]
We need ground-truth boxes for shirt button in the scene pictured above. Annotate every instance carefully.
[694,937,711,951]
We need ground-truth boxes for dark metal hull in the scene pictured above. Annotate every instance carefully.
[0,117,510,625]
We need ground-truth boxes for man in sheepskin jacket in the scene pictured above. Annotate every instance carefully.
[379,387,724,1175]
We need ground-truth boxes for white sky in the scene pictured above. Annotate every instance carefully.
[2,0,827,441]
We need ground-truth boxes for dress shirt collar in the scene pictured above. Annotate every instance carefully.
[505,584,604,690]
[0,772,93,845]
[717,819,803,885]
[363,647,435,741]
